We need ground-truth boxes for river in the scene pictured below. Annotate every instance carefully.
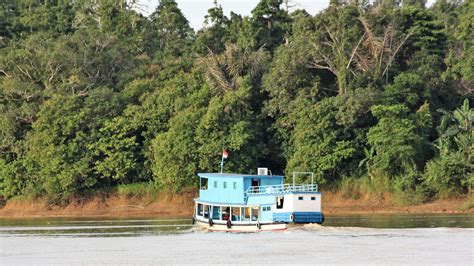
[0,214,472,264]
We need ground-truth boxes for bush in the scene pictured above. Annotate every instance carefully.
[0,159,17,198]
[390,165,430,205]
[391,179,428,206]
[459,198,474,211]
[116,182,159,198]
[339,172,390,200]
[422,152,471,198]
[340,176,368,200]
[368,171,390,199]
[0,159,30,199]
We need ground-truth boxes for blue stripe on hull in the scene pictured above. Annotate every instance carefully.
[273,212,324,223]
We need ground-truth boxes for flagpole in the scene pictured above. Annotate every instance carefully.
[220,153,224,174]
[220,146,225,173]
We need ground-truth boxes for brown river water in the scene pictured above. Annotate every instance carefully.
[0,214,472,264]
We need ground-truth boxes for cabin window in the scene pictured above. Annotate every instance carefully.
[197,204,203,216]
[243,207,251,221]
[251,207,259,221]
[222,206,230,220]
[298,196,304,201]
[232,207,241,221]
[212,206,220,220]
[276,196,284,209]
[200,178,208,190]
[203,205,210,218]
[311,197,316,201]
[214,181,217,188]
[262,206,271,211]
[223,181,227,189]
[233,182,237,189]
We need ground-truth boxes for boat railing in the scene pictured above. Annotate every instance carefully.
[245,183,318,195]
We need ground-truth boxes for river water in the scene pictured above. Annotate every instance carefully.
[1,214,473,264]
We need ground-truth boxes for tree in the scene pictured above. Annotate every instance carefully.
[423,99,472,197]
[250,0,290,52]
[382,73,427,110]
[2,0,74,38]
[150,107,203,190]
[145,0,194,58]
[367,103,432,178]
[436,99,473,160]
[444,0,473,96]
[89,115,141,185]
[195,78,267,174]
[198,44,268,97]
[309,2,418,94]
[308,3,362,94]
[23,88,124,199]
[286,97,356,184]
[263,9,331,118]
[194,1,230,54]
[396,5,447,65]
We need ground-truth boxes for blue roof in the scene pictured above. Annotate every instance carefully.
[198,173,284,179]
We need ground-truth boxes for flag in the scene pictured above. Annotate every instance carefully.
[222,149,229,159]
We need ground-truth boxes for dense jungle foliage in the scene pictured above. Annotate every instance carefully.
[0,0,472,204]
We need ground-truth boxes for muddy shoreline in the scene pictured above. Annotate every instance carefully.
[0,190,471,218]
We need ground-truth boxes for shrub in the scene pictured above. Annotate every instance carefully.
[116,182,159,198]
[339,172,390,200]
[0,159,31,199]
[367,171,390,199]
[391,165,429,205]
[340,176,368,200]
[422,152,471,198]
[459,198,474,211]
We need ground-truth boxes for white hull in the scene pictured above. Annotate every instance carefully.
[194,220,287,232]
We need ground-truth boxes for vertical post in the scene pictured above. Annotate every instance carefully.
[220,146,225,173]
[220,155,224,173]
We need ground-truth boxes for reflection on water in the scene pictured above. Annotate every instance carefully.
[0,218,193,237]
[0,214,472,237]
[324,214,474,229]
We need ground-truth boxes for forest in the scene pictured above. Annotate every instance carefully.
[0,0,472,205]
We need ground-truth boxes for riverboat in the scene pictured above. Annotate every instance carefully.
[193,168,324,232]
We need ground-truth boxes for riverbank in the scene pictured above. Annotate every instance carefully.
[0,189,472,218]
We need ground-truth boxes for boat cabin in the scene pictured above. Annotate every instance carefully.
[194,170,324,228]
[198,173,284,205]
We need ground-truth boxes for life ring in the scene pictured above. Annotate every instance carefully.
[208,218,214,227]
[226,220,232,229]
[289,214,295,222]
[257,222,261,230]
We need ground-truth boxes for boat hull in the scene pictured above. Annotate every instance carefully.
[194,219,287,232]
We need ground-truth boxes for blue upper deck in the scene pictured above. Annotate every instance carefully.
[197,173,284,205]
